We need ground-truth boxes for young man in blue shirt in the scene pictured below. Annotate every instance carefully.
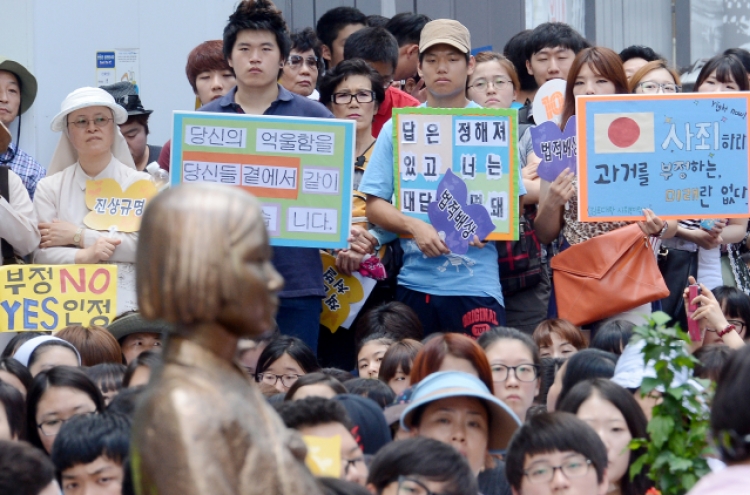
[359,19,526,338]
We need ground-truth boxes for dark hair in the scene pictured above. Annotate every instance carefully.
[0,381,25,440]
[0,331,48,359]
[344,378,395,409]
[291,27,324,73]
[0,440,56,495]
[368,438,478,494]
[478,326,541,366]
[694,344,735,381]
[322,367,355,383]
[533,318,588,351]
[356,331,395,356]
[185,40,232,93]
[275,396,352,430]
[557,379,652,495]
[560,46,629,126]
[318,58,386,110]
[106,385,145,419]
[26,366,104,451]
[471,52,521,93]
[354,302,423,344]
[86,363,126,397]
[122,350,161,388]
[524,22,590,61]
[712,344,750,463]
[590,320,635,355]
[695,54,750,92]
[0,357,33,394]
[255,335,320,381]
[713,286,750,338]
[28,340,80,370]
[343,27,399,72]
[385,13,431,47]
[123,113,150,136]
[505,412,607,490]
[724,48,750,74]
[51,412,130,473]
[411,333,494,392]
[537,357,566,409]
[284,372,347,400]
[316,6,367,51]
[556,349,617,408]
[56,325,123,366]
[378,339,423,384]
[223,0,291,62]
[318,477,372,495]
[618,45,662,64]
[365,14,389,28]
[503,29,538,93]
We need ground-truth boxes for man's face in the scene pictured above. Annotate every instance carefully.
[61,456,124,495]
[418,45,473,101]
[194,69,236,106]
[367,60,395,88]
[622,57,648,80]
[120,332,161,364]
[324,23,365,68]
[394,43,420,81]
[513,451,608,495]
[526,46,576,88]
[297,422,369,486]
[228,29,284,90]
[0,70,21,127]
[119,120,148,161]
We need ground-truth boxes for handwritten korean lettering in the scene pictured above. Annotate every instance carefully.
[241,164,298,189]
[302,167,340,194]
[455,119,509,146]
[256,129,334,155]
[185,126,246,148]
[436,189,479,240]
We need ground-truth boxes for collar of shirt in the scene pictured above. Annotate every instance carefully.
[218,84,295,114]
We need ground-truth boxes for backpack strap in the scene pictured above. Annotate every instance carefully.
[0,166,16,261]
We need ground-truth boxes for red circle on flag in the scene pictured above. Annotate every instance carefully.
[608,117,640,148]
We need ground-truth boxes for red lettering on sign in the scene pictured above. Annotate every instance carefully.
[88,268,110,295]
[60,268,86,293]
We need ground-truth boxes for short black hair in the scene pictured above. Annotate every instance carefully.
[694,344,735,381]
[385,13,432,47]
[291,27,324,73]
[503,29,538,92]
[0,331,47,359]
[354,302,423,344]
[86,362,126,397]
[28,340,79,369]
[556,349,617,408]
[284,372,347,400]
[318,58,386,109]
[524,22,590,61]
[619,45,663,64]
[322,367,355,383]
[344,378,395,409]
[316,6,367,50]
[318,477,372,495]
[368,438,478,494]
[712,286,750,335]
[478,326,541,366]
[590,320,635,355]
[712,344,750,463]
[275,396,352,430]
[106,385,146,419]
[255,335,320,381]
[366,14,390,28]
[122,350,161,388]
[0,357,33,393]
[725,48,750,74]
[343,27,399,72]
[223,0,291,62]
[0,381,25,440]
[51,413,130,473]
[505,412,607,491]
[0,440,56,495]
[537,357,566,407]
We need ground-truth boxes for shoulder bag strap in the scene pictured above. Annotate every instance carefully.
[0,166,16,260]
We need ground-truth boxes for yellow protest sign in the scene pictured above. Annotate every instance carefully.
[302,435,341,478]
[320,253,376,332]
[0,265,118,331]
[84,178,157,232]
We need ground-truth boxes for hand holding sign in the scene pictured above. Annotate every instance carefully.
[530,116,577,182]
[427,170,495,255]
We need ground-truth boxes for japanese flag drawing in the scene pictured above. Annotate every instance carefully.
[594,112,654,153]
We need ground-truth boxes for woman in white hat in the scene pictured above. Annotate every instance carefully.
[32,87,151,312]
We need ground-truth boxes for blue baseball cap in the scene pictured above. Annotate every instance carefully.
[400,371,521,452]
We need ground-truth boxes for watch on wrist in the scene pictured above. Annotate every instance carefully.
[73,228,83,247]
[718,324,736,338]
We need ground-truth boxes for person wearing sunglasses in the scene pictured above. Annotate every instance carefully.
[279,27,323,99]
[366,437,478,495]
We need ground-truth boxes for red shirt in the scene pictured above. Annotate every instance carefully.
[372,86,419,138]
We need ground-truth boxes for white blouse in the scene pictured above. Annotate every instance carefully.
[0,168,40,260]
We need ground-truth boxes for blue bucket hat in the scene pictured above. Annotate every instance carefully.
[400,371,521,452]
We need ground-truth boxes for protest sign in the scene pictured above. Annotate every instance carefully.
[530,116,577,182]
[320,253,376,332]
[170,111,356,249]
[532,79,567,125]
[84,178,157,232]
[0,265,118,331]
[393,107,519,252]
[576,93,750,221]
[302,435,341,478]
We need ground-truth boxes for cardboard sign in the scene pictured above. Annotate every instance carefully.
[84,179,157,232]
[171,111,356,249]
[532,79,567,125]
[531,116,577,182]
[320,253,376,332]
[393,107,519,241]
[576,93,750,222]
[302,435,341,478]
[0,265,118,331]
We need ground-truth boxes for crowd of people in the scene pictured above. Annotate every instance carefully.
[3,0,750,494]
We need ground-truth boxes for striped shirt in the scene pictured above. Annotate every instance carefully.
[0,142,46,200]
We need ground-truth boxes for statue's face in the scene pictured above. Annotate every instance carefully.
[218,207,283,336]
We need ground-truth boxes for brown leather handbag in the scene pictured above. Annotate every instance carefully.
[550,224,669,326]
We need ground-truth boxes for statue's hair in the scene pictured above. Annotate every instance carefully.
[137,184,263,325]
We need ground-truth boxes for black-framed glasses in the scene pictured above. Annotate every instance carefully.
[469,77,513,91]
[331,91,376,105]
[637,81,681,94]
[37,411,96,436]
[287,54,319,71]
[67,116,113,129]
[523,456,592,484]
[256,372,302,388]
[491,364,539,382]
[397,476,453,495]
[726,319,746,334]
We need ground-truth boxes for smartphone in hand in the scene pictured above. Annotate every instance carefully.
[687,284,702,341]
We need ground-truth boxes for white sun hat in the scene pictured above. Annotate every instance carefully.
[50,87,128,132]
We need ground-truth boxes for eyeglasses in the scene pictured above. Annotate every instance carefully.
[469,77,513,91]
[331,91,376,105]
[727,319,746,334]
[523,456,592,484]
[67,116,114,129]
[37,411,96,436]
[491,364,540,382]
[256,372,302,388]
[287,54,319,71]
[397,476,454,495]
[637,81,681,94]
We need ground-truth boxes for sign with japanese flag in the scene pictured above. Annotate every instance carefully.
[576,93,750,222]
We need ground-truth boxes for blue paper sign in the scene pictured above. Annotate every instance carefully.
[96,51,115,69]
[576,93,750,221]
[531,116,577,182]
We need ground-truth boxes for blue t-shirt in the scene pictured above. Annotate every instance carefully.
[199,86,333,299]
[359,101,526,305]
